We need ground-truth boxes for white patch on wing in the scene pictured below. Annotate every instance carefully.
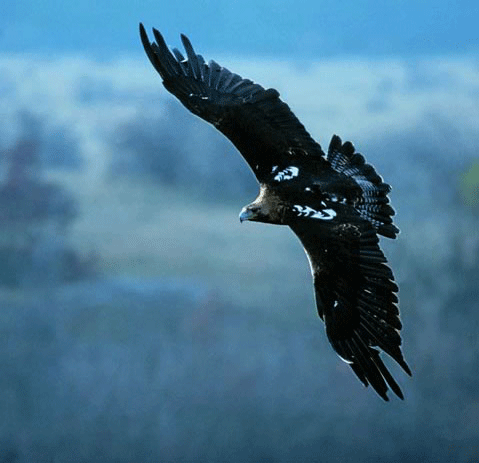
[274,166,299,182]
[188,93,208,101]
[293,205,337,220]
[328,193,348,204]
[271,165,278,173]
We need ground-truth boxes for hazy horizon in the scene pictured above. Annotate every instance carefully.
[3,1,479,58]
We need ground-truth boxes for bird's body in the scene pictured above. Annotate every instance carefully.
[140,24,411,401]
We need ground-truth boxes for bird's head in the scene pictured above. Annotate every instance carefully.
[239,186,286,225]
[239,204,265,223]
[239,199,285,225]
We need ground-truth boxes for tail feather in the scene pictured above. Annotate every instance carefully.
[327,135,399,239]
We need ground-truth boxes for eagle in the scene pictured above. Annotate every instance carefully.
[139,24,411,401]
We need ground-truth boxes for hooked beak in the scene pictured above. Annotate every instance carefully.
[239,207,254,223]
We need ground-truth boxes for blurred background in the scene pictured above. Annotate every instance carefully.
[1,1,479,461]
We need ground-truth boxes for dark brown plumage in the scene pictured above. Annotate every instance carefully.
[139,23,411,401]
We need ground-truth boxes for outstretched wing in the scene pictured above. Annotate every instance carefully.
[139,24,326,182]
[290,212,411,401]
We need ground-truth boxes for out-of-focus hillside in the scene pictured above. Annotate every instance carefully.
[0,54,478,462]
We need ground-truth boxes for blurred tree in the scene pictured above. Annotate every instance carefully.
[0,137,95,287]
[459,159,479,210]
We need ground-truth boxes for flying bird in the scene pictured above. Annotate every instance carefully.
[139,24,411,401]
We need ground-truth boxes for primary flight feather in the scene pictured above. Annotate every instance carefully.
[139,23,411,401]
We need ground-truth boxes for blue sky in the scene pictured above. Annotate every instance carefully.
[3,0,478,58]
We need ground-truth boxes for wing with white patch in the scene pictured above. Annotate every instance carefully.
[290,214,411,401]
[140,24,327,182]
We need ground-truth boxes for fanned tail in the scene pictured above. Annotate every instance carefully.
[327,135,399,239]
